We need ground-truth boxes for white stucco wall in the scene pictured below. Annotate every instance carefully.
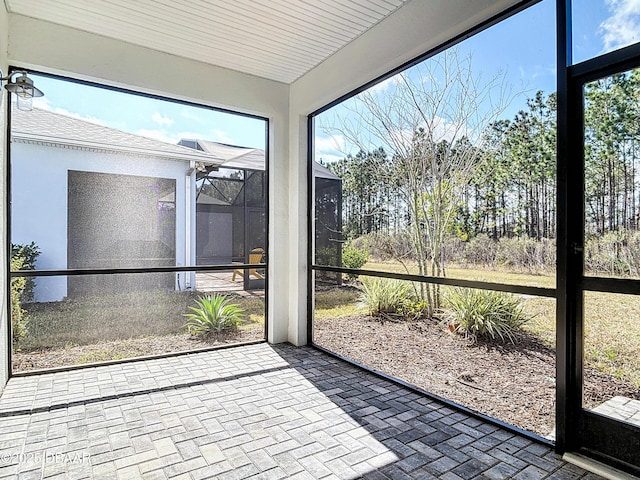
[11,142,191,302]
[0,2,9,393]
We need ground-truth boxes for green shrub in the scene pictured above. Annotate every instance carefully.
[360,277,415,317]
[11,242,40,302]
[342,243,369,279]
[444,288,529,343]
[398,298,431,319]
[183,294,244,335]
[10,256,28,342]
[315,246,340,266]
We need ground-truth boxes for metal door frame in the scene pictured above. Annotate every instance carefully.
[557,2,640,470]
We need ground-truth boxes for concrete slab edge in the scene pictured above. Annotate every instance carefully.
[563,452,639,480]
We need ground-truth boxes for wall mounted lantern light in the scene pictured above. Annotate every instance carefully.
[0,69,44,111]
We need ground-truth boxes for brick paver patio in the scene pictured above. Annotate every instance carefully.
[0,343,603,479]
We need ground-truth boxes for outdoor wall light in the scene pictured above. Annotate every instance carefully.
[0,69,44,111]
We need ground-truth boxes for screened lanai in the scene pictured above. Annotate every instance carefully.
[182,140,268,290]
[3,0,640,478]
[180,139,342,290]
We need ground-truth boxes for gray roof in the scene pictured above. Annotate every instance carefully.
[184,139,266,170]
[181,138,340,179]
[314,162,340,180]
[11,107,222,164]
[196,193,230,206]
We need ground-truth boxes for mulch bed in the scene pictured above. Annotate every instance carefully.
[12,327,264,372]
[314,314,639,438]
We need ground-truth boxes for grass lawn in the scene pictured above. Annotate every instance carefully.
[315,261,640,389]
[17,290,265,352]
[363,260,556,288]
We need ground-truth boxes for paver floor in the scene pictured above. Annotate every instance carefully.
[195,272,264,297]
[0,343,604,479]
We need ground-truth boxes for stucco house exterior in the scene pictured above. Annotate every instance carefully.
[10,106,221,301]
[11,107,341,300]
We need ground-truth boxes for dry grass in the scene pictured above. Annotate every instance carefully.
[314,286,361,319]
[363,261,555,288]
[17,290,265,352]
[506,292,640,389]
[14,329,265,372]
[583,292,640,388]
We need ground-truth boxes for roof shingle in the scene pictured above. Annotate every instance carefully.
[11,107,222,164]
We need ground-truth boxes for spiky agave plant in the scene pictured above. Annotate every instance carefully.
[444,288,529,343]
[183,294,244,335]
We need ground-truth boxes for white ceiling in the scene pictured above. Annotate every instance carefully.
[5,0,409,84]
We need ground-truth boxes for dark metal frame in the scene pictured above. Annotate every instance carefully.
[196,164,268,291]
[555,0,577,455]
[307,116,315,345]
[558,4,640,471]
[4,71,14,385]
[5,70,270,376]
[313,266,555,297]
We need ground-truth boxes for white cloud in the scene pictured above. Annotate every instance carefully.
[530,64,556,80]
[32,96,53,111]
[136,129,177,144]
[368,75,401,94]
[314,134,348,163]
[386,116,472,151]
[179,110,204,122]
[431,116,472,144]
[600,0,640,52]
[210,129,235,145]
[151,112,174,127]
[54,108,105,126]
[33,97,105,126]
[315,134,345,153]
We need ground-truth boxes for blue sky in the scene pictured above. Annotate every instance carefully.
[315,0,640,163]
[31,75,267,150]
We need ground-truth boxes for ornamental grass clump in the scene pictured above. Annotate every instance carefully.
[360,277,416,318]
[184,294,244,335]
[444,288,529,343]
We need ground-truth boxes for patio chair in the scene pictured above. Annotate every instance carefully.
[232,248,265,281]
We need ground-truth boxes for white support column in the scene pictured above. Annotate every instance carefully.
[268,114,294,344]
[185,162,196,290]
[285,115,308,346]
[0,3,10,394]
